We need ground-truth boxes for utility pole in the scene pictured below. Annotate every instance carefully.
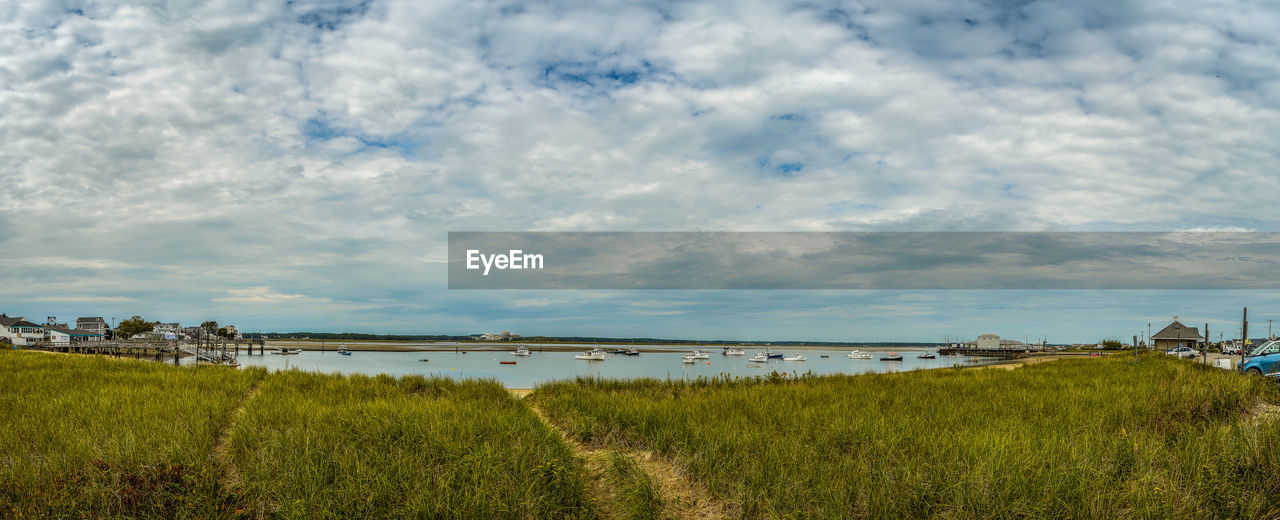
[1242,307,1249,370]
[1147,323,1151,350]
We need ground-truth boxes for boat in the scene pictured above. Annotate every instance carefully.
[418,358,430,362]
[820,355,830,358]
[625,348,640,356]
[512,346,531,356]
[271,348,301,355]
[338,344,351,356]
[575,349,606,360]
[767,351,784,359]
[881,352,903,361]
[681,355,697,364]
[499,361,517,365]
[748,352,769,362]
[687,350,710,359]
[722,347,745,356]
[847,350,871,359]
[917,351,936,359]
[783,355,806,361]
[609,348,628,354]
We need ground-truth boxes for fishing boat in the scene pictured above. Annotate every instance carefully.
[338,344,351,356]
[848,350,871,359]
[767,351,784,359]
[681,355,697,364]
[499,361,517,365]
[609,348,628,354]
[512,346,531,356]
[783,354,806,361]
[687,350,710,359]
[722,347,745,356]
[881,352,904,361]
[917,351,936,359]
[625,348,640,356]
[271,348,301,355]
[575,348,606,360]
[749,352,769,362]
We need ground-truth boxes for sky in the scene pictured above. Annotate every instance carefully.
[2,0,1280,342]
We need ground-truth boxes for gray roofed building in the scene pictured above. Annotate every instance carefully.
[1150,319,1203,351]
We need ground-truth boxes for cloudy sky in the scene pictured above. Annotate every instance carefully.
[2,0,1279,342]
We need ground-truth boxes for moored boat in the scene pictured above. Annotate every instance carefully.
[881,352,904,361]
[512,346,531,356]
[687,350,710,359]
[783,355,806,361]
[722,347,745,356]
[917,351,936,359]
[575,348,606,360]
[749,352,769,362]
[625,348,640,356]
[681,355,697,364]
[847,350,871,359]
[499,361,517,365]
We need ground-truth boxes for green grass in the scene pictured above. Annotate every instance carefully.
[0,349,263,518]
[603,451,666,520]
[228,371,596,519]
[532,355,1280,519]
[0,350,597,519]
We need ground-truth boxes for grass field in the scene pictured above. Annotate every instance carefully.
[0,350,596,519]
[531,355,1280,519]
[0,350,263,518]
[228,371,596,519]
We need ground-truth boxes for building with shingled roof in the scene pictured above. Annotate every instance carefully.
[1150,318,1204,351]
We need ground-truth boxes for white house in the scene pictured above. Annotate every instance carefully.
[0,315,45,346]
[154,322,181,335]
[968,334,1028,350]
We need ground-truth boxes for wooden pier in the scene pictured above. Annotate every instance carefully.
[938,348,1043,360]
[21,338,267,365]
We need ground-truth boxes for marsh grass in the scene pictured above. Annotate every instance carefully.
[533,355,1280,519]
[229,371,597,519]
[603,451,666,520]
[0,350,263,518]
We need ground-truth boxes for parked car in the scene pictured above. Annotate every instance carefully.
[1221,344,1244,355]
[1242,340,1280,377]
[1164,346,1199,359]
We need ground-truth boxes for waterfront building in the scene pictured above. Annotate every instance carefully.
[1150,319,1204,351]
[0,315,45,346]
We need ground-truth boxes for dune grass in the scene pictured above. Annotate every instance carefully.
[228,371,597,519]
[0,349,263,518]
[532,355,1280,519]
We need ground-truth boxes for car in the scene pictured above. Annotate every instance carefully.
[1241,340,1280,377]
[1221,344,1244,355]
[1164,346,1199,359]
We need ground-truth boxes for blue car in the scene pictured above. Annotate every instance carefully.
[1241,340,1280,377]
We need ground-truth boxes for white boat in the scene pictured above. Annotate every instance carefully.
[847,350,871,359]
[748,352,769,362]
[681,355,697,364]
[337,344,351,356]
[575,348,606,360]
[722,347,745,356]
[783,355,806,361]
[272,348,301,355]
[512,346,531,356]
[687,350,710,359]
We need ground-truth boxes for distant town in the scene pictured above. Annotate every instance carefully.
[0,311,1265,353]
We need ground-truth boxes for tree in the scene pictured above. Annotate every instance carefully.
[1100,339,1124,349]
[216,327,231,339]
[116,317,154,338]
[200,321,219,336]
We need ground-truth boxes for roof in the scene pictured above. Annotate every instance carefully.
[1151,320,1204,341]
[44,324,103,337]
[0,315,42,328]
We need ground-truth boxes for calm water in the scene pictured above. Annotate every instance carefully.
[211,346,989,388]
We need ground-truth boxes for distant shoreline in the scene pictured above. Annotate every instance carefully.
[262,340,946,353]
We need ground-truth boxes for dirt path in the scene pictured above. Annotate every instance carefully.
[525,399,732,520]
[212,382,263,490]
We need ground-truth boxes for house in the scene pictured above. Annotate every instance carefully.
[968,334,1026,350]
[1150,319,1204,351]
[155,322,181,335]
[76,317,109,336]
[224,325,240,339]
[43,324,104,346]
[0,314,45,346]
